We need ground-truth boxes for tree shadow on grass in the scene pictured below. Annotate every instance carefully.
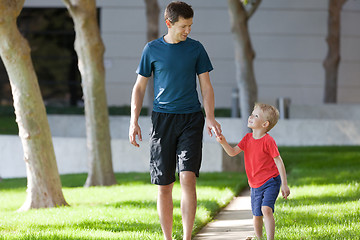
[109,200,158,209]
[278,193,360,208]
[287,169,360,187]
[197,199,222,217]
[1,172,246,192]
[108,199,222,217]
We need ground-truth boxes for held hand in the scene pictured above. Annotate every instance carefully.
[206,118,222,137]
[215,134,225,144]
[129,122,142,147]
[281,184,290,200]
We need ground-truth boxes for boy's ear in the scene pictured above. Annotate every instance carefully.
[262,120,270,128]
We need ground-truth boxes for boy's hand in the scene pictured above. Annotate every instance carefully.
[216,134,225,144]
[206,117,222,138]
[281,184,290,200]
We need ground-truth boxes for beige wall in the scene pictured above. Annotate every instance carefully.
[24,0,360,107]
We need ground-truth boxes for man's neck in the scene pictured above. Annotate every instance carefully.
[163,34,179,44]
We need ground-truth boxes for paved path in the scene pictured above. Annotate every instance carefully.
[193,188,254,240]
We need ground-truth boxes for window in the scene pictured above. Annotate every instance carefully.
[0,8,83,106]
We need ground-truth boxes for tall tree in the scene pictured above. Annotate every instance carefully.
[0,0,68,210]
[144,0,160,114]
[63,0,116,187]
[227,0,261,137]
[323,0,347,103]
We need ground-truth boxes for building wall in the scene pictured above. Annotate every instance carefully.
[24,0,360,107]
[2,112,360,179]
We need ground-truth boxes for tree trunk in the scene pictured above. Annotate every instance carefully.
[63,0,116,187]
[144,0,160,115]
[0,0,68,211]
[228,0,258,137]
[323,0,347,103]
[145,0,160,42]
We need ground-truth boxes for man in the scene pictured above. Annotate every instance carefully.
[129,2,221,239]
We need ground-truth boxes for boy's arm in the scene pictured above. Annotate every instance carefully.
[274,155,290,199]
[216,134,242,157]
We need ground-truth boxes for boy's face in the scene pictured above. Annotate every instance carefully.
[166,17,193,43]
[248,107,268,130]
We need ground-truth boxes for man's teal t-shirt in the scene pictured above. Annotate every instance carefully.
[136,36,213,114]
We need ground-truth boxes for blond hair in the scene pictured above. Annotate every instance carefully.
[254,103,279,132]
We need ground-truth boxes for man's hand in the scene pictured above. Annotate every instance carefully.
[206,117,222,137]
[129,122,142,147]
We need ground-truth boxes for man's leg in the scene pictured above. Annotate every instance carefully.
[158,183,174,240]
[262,206,275,240]
[179,171,197,240]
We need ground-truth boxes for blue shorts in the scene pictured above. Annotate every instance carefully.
[250,175,281,216]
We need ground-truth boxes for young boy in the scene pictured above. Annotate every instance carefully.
[216,103,290,240]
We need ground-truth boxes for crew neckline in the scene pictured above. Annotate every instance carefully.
[251,132,268,140]
[161,35,187,45]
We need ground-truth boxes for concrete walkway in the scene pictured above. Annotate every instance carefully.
[193,188,254,240]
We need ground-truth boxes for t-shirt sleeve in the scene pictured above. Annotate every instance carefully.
[266,136,280,158]
[196,42,213,75]
[237,133,248,151]
[136,43,152,77]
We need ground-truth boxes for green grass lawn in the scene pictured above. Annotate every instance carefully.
[275,146,360,240]
[0,147,359,239]
[0,172,247,240]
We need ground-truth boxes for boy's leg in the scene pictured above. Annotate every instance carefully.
[180,171,197,240]
[261,176,281,240]
[158,183,174,240]
[262,206,275,240]
[253,215,263,239]
[251,186,264,239]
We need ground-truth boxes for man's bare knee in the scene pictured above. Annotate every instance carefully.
[179,171,196,186]
[158,183,174,195]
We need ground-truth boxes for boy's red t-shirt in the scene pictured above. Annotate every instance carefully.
[238,133,280,188]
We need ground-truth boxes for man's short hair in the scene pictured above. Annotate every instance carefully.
[164,1,194,23]
[254,103,280,132]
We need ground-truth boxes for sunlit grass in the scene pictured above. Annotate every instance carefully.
[1,146,360,239]
[274,146,360,240]
[0,172,247,240]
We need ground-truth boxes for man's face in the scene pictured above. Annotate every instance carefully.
[167,17,193,43]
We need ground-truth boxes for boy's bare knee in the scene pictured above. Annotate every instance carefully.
[261,206,273,217]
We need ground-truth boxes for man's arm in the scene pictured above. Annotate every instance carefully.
[129,74,149,147]
[198,72,221,137]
